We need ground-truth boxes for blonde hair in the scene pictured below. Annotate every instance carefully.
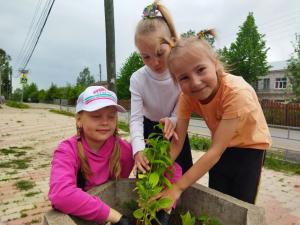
[76,118,122,180]
[161,29,226,83]
[135,1,177,43]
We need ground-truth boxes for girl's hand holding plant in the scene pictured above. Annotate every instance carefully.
[152,182,183,212]
[134,151,150,174]
[159,117,178,141]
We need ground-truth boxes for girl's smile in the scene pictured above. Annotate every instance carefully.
[170,45,219,102]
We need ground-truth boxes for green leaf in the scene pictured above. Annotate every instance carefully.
[149,172,159,186]
[133,208,144,219]
[157,198,172,209]
[137,174,147,179]
[181,211,196,225]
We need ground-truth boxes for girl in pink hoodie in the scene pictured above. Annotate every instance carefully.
[48,86,134,225]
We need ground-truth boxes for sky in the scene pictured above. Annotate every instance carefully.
[0,0,300,90]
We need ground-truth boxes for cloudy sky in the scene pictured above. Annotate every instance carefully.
[0,0,299,90]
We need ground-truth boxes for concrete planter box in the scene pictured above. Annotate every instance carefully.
[44,179,266,225]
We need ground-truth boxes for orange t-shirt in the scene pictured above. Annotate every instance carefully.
[177,73,272,150]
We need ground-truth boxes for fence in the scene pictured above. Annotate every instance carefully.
[260,100,300,127]
[119,99,300,128]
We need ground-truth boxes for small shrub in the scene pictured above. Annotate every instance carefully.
[134,124,173,225]
[189,135,211,151]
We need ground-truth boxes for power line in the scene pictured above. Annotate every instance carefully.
[16,0,43,65]
[19,0,55,70]
[17,0,50,70]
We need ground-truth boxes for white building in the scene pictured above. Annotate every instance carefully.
[257,61,293,102]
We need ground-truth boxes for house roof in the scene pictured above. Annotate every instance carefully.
[269,60,288,71]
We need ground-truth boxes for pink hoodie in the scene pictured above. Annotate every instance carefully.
[48,135,134,223]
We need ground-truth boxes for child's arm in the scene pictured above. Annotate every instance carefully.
[154,118,239,210]
[130,76,150,173]
[169,118,190,162]
[48,141,113,223]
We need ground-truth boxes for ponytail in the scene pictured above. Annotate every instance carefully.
[109,129,121,179]
[135,1,177,42]
[76,127,91,179]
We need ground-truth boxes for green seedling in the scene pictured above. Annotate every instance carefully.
[198,213,220,225]
[181,211,196,225]
[133,124,173,225]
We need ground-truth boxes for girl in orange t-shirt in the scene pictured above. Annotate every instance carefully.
[154,30,271,206]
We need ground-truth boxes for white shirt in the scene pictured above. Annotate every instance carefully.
[129,66,181,155]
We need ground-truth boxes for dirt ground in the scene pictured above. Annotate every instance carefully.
[0,103,299,225]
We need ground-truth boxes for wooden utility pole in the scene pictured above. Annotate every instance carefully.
[99,64,102,82]
[104,0,116,92]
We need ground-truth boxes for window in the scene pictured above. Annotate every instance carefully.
[263,78,270,90]
[275,77,286,89]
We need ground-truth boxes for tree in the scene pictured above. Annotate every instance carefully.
[116,52,144,99]
[219,12,270,88]
[11,88,22,101]
[76,67,95,87]
[286,34,300,102]
[23,83,39,102]
[0,49,12,99]
[45,83,60,102]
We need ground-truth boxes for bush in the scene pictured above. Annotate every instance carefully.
[189,135,211,151]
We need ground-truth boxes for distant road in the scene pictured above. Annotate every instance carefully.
[119,111,300,152]
[28,103,300,152]
[188,118,300,152]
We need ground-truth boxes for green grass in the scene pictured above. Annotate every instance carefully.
[0,146,31,157]
[49,109,75,117]
[25,191,41,197]
[15,180,35,191]
[264,152,300,175]
[0,157,32,169]
[21,213,28,218]
[25,218,41,225]
[6,170,18,175]
[118,121,129,132]
[5,101,30,109]
[189,135,211,151]
[188,135,300,174]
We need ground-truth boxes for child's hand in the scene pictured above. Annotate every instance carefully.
[134,151,150,174]
[159,117,178,141]
[151,183,183,211]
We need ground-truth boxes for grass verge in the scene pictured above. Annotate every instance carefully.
[5,101,30,109]
[49,109,130,132]
[49,109,74,117]
[189,135,300,175]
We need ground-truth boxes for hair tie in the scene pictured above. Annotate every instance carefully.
[169,41,175,48]
[143,3,158,19]
[197,29,215,40]
[197,30,207,39]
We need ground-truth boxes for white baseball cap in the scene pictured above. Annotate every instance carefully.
[75,86,126,113]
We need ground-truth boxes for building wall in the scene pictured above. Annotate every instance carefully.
[257,64,293,102]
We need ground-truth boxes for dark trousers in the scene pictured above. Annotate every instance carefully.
[209,147,265,204]
[143,116,193,174]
